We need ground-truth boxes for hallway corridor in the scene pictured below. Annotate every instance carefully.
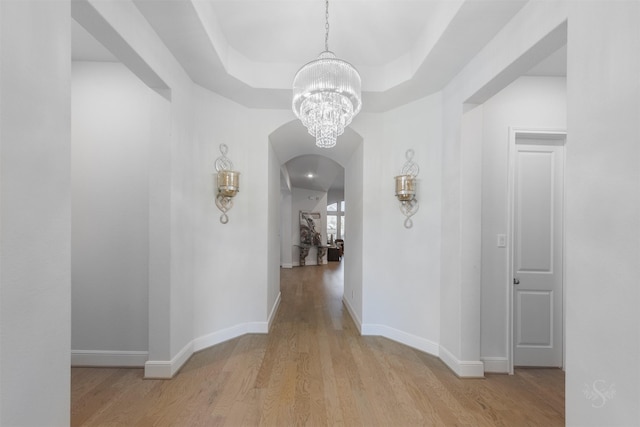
[71,263,564,425]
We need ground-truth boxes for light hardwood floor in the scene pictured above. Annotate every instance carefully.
[71,261,564,426]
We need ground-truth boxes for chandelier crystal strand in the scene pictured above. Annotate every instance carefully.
[292,0,362,148]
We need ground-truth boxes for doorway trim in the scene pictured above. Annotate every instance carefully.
[507,127,567,374]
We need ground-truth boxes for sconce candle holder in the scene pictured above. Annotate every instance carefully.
[215,144,240,224]
[395,149,419,228]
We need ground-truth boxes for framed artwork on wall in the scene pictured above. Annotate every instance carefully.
[300,211,322,246]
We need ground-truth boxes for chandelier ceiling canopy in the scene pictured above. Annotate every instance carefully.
[292,0,362,148]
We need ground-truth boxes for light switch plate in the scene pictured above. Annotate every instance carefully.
[497,234,506,248]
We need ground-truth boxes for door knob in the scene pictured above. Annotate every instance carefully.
[513,277,520,285]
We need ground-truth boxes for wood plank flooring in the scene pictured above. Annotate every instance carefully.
[71,262,564,426]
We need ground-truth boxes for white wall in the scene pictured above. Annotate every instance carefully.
[439,0,640,421]
[72,0,447,386]
[71,61,153,364]
[480,76,567,370]
[191,83,290,349]
[565,2,640,425]
[77,0,294,372]
[458,102,483,368]
[0,1,71,424]
[439,87,464,370]
[267,144,282,321]
[353,92,443,356]
[280,189,293,268]
[439,0,569,377]
[79,0,293,374]
[291,188,328,266]
[5,2,638,424]
[343,142,364,326]
[74,0,196,376]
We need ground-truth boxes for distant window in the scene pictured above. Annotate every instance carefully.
[326,201,345,240]
[327,215,338,237]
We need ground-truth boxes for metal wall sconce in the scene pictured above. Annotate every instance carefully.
[395,149,419,228]
[215,144,240,224]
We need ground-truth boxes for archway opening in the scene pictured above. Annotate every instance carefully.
[268,120,364,322]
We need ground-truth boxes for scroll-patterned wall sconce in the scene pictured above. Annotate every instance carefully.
[215,144,240,224]
[395,149,419,228]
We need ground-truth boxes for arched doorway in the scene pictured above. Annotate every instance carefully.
[268,120,364,322]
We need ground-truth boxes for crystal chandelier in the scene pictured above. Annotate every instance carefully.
[292,0,362,148]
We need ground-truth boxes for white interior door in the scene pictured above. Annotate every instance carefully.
[512,136,564,367]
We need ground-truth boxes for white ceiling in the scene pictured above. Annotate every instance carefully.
[208,1,441,67]
[72,0,566,196]
[284,155,344,193]
[130,0,534,111]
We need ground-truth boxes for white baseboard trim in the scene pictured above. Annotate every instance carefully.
[71,350,148,367]
[144,319,272,379]
[342,297,362,333]
[144,341,193,379]
[246,321,269,334]
[193,321,269,353]
[281,263,293,269]
[268,292,281,330]
[482,357,509,373]
[360,324,439,357]
[439,345,485,378]
[345,313,484,378]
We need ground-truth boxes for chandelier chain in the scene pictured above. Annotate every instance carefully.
[324,0,330,52]
[292,0,361,149]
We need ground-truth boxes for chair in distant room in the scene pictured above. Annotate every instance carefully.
[328,239,344,262]
[335,239,344,257]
